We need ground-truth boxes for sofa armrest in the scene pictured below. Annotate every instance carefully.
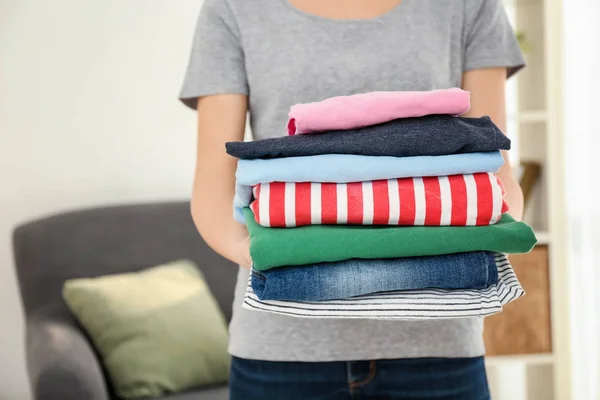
[26,319,109,400]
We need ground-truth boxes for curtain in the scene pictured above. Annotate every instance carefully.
[563,1,600,399]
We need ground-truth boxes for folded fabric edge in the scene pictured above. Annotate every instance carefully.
[286,88,471,136]
[234,207,246,224]
[241,253,525,320]
[287,117,298,135]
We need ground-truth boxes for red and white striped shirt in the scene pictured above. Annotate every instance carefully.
[250,173,508,227]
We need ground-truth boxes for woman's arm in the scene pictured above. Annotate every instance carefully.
[462,67,525,220]
[191,94,252,268]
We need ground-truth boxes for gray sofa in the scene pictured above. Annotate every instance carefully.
[13,202,238,400]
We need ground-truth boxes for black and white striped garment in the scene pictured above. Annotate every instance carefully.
[242,253,523,320]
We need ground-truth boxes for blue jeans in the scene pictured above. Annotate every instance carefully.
[229,356,490,400]
[251,251,498,301]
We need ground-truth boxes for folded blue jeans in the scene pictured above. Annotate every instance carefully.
[251,251,498,301]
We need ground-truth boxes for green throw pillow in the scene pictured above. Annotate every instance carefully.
[63,260,230,399]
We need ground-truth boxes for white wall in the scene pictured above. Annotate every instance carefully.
[0,1,202,399]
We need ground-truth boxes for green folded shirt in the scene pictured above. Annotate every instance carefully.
[243,208,537,270]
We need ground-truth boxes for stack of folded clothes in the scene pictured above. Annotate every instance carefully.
[226,89,537,320]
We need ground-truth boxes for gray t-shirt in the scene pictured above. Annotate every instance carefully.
[180,0,524,361]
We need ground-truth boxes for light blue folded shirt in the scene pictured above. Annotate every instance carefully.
[233,152,504,223]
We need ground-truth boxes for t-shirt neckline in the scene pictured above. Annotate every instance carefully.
[282,0,407,23]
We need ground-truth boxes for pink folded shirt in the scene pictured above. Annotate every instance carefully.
[250,173,508,228]
[287,88,471,135]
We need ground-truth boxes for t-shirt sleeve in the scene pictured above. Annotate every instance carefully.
[179,0,248,109]
[463,0,525,78]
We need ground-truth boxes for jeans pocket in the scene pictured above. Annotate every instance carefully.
[252,270,266,280]
[480,251,495,286]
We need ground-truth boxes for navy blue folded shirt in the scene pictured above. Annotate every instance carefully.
[226,115,510,159]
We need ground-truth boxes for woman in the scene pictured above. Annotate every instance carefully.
[180,0,524,398]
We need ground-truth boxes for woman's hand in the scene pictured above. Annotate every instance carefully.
[234,235,252,269]
[462,67,525,220]
[191,94,252,267]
